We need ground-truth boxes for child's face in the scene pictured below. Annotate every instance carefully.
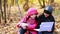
[44,13,49,17]
[30,14,37,19]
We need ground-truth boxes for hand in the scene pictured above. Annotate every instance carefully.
[21,23,28,27]
[22,26,27,29]
[34,29,40,31]
[21,23,28,29]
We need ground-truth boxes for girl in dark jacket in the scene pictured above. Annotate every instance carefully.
[37,5,55,34]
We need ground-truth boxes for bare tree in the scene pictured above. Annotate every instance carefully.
[38,0,42,7]
[45,0,54,5]
[0,0,2,23]
[4,0,7,23]
[11,0,14,6]
[0,0,3,23]
[38,0,45,8]
[50,0,54,3]
[42,0,45,8]
[23,0,29,11]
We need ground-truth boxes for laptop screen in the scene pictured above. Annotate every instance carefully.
[39,22,54,31]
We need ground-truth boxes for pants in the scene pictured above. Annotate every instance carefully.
[20,28,27,34]
[19,28,37,34]
[20,28,33,34]
[38,32,53,34]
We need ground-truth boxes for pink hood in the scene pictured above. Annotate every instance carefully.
[17,8,38,28]
[27,8,38,16]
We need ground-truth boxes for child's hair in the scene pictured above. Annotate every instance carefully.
[26,16,30,22]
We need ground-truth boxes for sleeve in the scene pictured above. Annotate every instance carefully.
[37,15,42,29]
[16,16,27,28]
[52,17,55,32]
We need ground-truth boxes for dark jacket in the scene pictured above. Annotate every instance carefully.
[37,14,55,32]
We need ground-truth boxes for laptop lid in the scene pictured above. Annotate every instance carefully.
[39,22,54,31]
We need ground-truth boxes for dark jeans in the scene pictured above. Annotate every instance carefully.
[20,28,27,34]
[20,28,32,34]
[38,32,53,34]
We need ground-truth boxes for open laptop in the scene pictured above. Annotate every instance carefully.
[34,22,54,32]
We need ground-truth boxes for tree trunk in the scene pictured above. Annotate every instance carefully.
[38,0,43,7]
[38,0,45,8]
[4,0,7,23]
[42,0,45,8]
[50,0,54,3]
[49,0,54,5]
[0,0,2,23]
[23,0,29,11]
[11,0,14,6]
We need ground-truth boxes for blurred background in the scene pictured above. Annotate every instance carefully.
[0,0,60,34]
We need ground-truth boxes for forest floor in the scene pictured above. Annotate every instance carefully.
[0,0,60,34]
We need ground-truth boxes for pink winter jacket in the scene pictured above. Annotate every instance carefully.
[17,8,38,34]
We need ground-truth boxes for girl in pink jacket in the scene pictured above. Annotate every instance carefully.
[17,8,38,34]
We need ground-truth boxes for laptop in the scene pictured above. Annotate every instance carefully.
[34,22,54,32]
[39,22,54,31]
